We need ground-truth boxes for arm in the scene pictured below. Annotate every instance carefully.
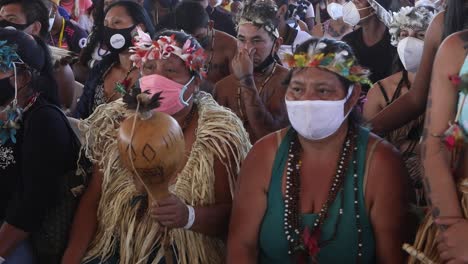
[0,224,28,258]
[363,82,385,121]
[369,12,445,133]
[55,64,76,109]
[366,139,409,264]
[304,4,315,30]
[239,75,288,141]
[62,165,103,264]
[151,151,239,238]
[420,32,467,219]
[190,158,233,237]
[227,136,273,264]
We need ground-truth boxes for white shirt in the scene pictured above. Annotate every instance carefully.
[278,29,312,66]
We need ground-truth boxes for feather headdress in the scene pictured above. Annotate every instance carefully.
[284,40,371,86]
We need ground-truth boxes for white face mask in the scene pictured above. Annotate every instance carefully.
[285,86,354,141]
[327,3,343,20]
[48,17,55,32]
[397,37,424,73]
[48,9,55,32]
[342,1,373,26]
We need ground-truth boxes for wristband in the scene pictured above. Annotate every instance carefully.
[0,256,5,264]
[184,205,195,229]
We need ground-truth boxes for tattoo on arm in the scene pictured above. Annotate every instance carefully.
[239,75,255,88]
[240,85,288,135]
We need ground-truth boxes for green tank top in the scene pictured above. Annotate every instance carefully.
[457,54,468,135]
[259,126,376,263]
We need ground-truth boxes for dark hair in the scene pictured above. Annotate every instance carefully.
[0,0,49,38]
[273,0,288,8]
[172,1,209,34]
[154,29,203,76]
[443,0,468,39]
[283,38,362,124]
[239,0,279,40]
[79,0,156,66]
[376,0,391,11]
[0,29,59,105]
[106,1,156,36]
[78,0,105,66]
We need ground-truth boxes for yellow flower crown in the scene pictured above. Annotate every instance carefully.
[284,47,372,86]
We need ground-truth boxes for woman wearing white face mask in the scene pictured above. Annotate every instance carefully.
[228,38,409,264]
[363,5,435,207]
[341,0,396,86]
[311,0,353,40]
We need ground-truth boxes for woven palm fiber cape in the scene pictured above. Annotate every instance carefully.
[78,29,251,264]
[117,89,186,264]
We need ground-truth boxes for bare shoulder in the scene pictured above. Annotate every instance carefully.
[439,29,468,52]
[366,132,404,172]
[214,30,238,54]
[434,29,468,71]
[275,64,290,77]
[245,128,289,167]
[271,64,290,86]
[215,30,237,46]
[214,74,237,93]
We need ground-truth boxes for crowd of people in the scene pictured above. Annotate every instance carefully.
[0,0,467,263]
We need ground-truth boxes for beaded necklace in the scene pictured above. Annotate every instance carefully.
[284,126,363,263]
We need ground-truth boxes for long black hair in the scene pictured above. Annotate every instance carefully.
[443,0,468,39]
[78,0,156,66]
[78,0,105,66]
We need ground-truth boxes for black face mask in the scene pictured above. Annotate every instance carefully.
[0,77,15,107]
[103,25,136,54]
[254,43,276,73]
[0,20,30,31]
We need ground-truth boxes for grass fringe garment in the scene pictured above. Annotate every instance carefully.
[78,92,251,264]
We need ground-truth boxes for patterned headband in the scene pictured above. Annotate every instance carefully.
[284,42,372,86]
[238,18,280,39]
[130,28,207,76]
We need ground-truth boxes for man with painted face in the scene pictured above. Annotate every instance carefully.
[214,0,290,143]
[161,1,237,85]
[341,0,396,86]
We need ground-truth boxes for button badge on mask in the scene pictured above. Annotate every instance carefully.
[110,34,126,49]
